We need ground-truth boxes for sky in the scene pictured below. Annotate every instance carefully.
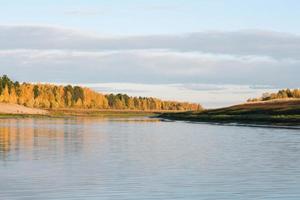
[0,0,299,107]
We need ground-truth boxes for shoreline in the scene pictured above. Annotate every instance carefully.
[2,112,300,130]
[159,114,300,129]
[159,99,300,128]
[0,103,185,118]
[2,109,300,130]
[3,100,300,129]
[160,117,300,130]
[0,108,164,119]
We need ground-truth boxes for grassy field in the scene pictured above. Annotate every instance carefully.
[48,108,160,118]
[0,108,178,119]
[160,100,300,126]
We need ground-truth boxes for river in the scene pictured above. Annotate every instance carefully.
[0,118,300,199]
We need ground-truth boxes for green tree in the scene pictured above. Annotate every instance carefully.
[73,86,84,102]
[33,85,40,99]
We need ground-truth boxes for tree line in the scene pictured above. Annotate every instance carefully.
[0,75,202,111]
[247,89,300,102]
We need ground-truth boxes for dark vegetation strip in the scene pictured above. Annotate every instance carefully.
[160,100,300,126]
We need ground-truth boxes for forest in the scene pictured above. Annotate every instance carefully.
[0,75,201,111]
[247,89,300,102]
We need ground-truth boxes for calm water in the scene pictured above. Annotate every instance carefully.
[0,118,300,200]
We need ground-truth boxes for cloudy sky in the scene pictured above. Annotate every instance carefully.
[1,0,299,107]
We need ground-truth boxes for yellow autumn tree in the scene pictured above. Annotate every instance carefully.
[0,75,202,111]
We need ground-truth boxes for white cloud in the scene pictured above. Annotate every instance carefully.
[64,9,104,16]
[1,25,300,60]
[0,48,298,87]
[0,25,299,107]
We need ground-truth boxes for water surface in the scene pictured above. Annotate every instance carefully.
[0,118,300,200]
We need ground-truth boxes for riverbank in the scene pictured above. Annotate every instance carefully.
[0,103,176,118]
[160,100,300,126]
[48,108,160,118]
[0,103,48,115]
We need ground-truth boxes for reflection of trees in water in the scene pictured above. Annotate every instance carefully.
[0,117,155,161]
[0,127,11,157]
[0,119,87,161]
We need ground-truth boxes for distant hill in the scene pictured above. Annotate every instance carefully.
[0,75,201,111]
[202,99,300,116]
[160,98,300,126]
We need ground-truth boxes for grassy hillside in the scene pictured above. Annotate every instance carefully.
[160,99,300,126]
[203,100,300,115]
